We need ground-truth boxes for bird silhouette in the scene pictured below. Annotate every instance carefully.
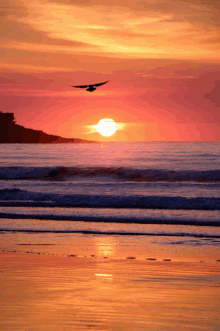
[71,80,109,92]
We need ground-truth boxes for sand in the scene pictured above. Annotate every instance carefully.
[1,246,220,331]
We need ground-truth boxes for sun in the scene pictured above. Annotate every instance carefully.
[93,118,119,137]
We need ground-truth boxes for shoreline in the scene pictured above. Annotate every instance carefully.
[1,251,220,331]
[1,223,220,263]
[1,248,220,263]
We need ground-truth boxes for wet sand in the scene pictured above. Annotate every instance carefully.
[0,248,220,331]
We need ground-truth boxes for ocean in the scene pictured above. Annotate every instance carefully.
[0,142,220,261]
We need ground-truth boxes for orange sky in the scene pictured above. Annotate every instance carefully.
[1,0,220,141]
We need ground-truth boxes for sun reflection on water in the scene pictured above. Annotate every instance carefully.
[93,236,118,257]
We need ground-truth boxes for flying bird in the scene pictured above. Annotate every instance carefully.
[71,80,109,92]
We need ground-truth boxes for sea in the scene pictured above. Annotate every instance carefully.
[0,142,220,261]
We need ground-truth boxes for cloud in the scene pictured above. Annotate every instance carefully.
[1,0,220,61]
[204,79,220,108]
[46,0,220,28]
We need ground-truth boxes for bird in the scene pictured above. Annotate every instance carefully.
[71,80,109,92]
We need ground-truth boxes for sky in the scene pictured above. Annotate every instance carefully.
[1,0,220,142]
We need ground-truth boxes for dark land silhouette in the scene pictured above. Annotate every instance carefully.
[0,112,95,144]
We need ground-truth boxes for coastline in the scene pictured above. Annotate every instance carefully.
[1,221,220,263]
[0,141,220,330]
[1,249,220,331]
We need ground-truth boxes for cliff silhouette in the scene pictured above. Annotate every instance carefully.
[0,112,95,144]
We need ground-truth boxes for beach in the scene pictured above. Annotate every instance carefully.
[1,0,220,327]
[0,142,220,330]
[1,239,220,331]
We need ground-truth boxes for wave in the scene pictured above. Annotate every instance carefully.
[0,166,220,182]
[0,189,220,210]
[0,211,220,226]
[0,227,219,238]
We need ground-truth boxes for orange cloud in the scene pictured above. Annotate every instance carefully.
[2,0,220,61]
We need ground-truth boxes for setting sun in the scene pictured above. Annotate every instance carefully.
[93,118,119,137]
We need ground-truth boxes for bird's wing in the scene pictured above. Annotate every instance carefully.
[91,81,109,87]
[71,85,89,88]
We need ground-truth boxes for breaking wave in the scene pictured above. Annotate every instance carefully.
[0,188,220,210]
[0,166,220,182]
